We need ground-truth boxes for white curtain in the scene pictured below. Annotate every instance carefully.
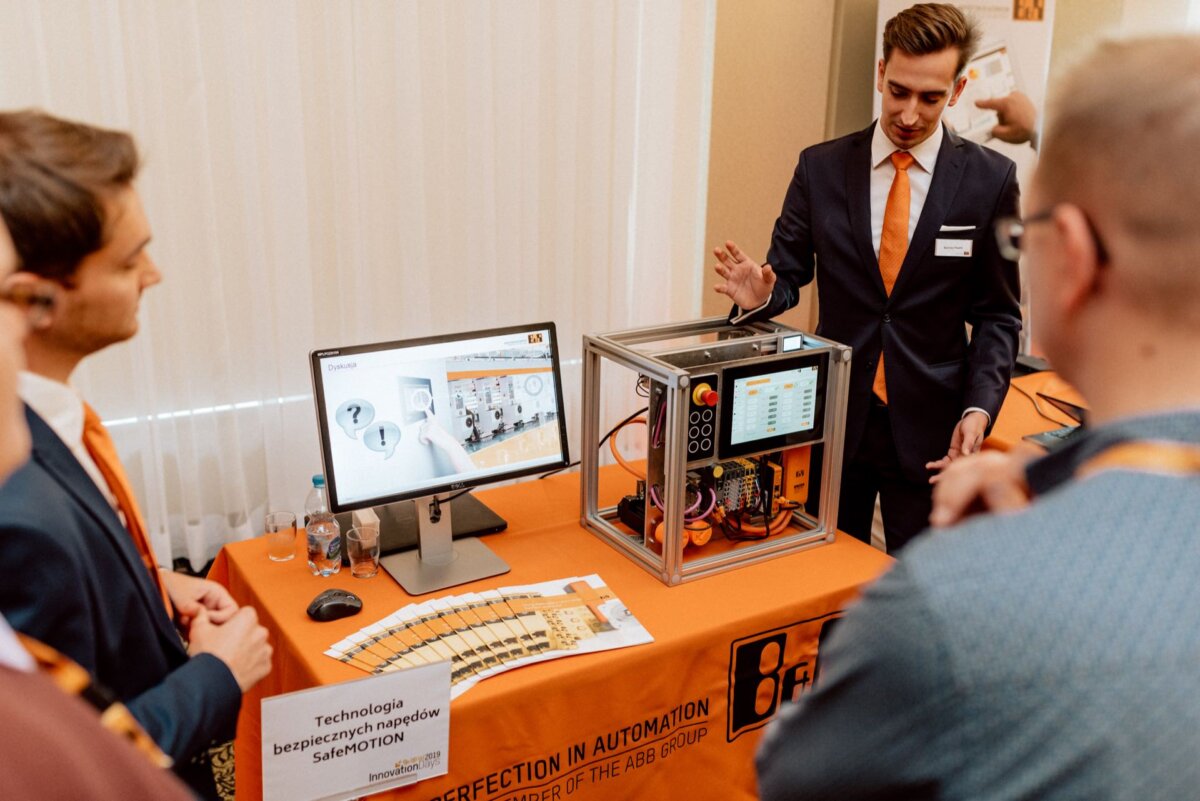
[0,0,715,569]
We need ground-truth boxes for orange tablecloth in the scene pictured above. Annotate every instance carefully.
[986,371,1087,452]
[210,467,892,801]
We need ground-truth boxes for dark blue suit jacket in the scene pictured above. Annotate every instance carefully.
[738,123,1021,480]
[0,406,241,792]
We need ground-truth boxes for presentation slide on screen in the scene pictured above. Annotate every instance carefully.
[319,330,562,506]
[728,366,819,447]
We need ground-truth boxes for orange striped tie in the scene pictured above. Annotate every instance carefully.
[873,150,915,403]
[81,403,173,619]
[17,633,172,767]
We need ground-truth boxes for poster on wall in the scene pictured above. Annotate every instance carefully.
[873,0,1056,188]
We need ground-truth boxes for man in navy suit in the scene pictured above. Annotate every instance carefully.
[714,3,1021,551]
[0,213,194,799]
[0,110,271,799]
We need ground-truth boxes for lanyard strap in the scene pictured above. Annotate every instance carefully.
[1076,440,1200,480]
[17,633,171,767]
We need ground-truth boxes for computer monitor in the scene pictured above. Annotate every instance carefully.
[310,322,570,593]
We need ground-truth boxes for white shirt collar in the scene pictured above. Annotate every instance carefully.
[0,614,35,672]
[18,371,85,449]
[17,371,121,515]
[871,120,945,175]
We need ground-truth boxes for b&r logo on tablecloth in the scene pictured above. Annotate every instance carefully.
[725,612,843,741]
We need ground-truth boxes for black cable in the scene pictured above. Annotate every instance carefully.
[538,460,579,479]
[721,509,770,541]
[600,406,649,447]
[1011,382,1076,426]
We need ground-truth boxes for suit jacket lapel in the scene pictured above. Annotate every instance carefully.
[890,125,967,299]
[24,406,183,652]
[847,124,886,296]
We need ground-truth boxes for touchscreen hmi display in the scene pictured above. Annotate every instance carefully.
[311,323,569,512]
[718,353,828,459]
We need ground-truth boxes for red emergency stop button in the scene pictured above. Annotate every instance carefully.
[692,383,719,407]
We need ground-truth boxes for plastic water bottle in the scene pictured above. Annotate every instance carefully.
[305,474,342,576]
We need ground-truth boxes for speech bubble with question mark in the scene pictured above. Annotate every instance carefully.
[363,421,401,459]
[335,399,375,439]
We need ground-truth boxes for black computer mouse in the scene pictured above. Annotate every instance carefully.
[306,588,363,622]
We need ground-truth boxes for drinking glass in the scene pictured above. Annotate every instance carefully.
[346,525,380,578]
[264,512,298,562]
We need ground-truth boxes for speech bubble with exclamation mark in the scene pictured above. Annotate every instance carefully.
[363,421,401,459]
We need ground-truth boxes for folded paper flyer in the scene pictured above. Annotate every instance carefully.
[325,574,653,698]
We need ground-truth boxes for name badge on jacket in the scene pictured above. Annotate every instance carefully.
[935,238,973,257]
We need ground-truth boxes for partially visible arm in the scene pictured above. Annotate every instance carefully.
[756,560,960,801]
[0,522,244,765]
[122,651,243,764]
[976,92,1038,148]
[963,164,1022,427]
[929,446,1037,527]
[722,151,818,324]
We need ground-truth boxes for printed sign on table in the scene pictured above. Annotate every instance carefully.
[262,660,450,801]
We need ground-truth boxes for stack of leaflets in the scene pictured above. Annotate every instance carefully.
[324,574,653,698]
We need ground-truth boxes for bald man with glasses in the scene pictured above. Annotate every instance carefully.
[758,34,1200,801]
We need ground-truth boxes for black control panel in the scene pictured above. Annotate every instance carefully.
[687,374,717,461]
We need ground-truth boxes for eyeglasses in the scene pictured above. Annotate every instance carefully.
[994,210,1054,262]
[0,283,56,326]
[994,205,1111,264]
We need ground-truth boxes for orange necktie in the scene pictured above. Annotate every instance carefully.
[81,403,173,618]
[873,150,915,403]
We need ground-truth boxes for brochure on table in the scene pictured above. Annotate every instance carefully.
[325,574,654,698]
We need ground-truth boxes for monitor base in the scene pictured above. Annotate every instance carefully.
[380,536,510,595]
[336,492,507,563]
[378,493,510,595]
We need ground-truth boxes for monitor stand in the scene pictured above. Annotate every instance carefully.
[379,494,511,595]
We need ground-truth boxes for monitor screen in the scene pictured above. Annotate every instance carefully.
[717,352,828,459]
[310,322,569,512]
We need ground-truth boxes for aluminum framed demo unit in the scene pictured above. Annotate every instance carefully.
[581,317,852,585]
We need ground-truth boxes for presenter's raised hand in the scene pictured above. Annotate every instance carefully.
[187,606,272,692]
[713,240,776,311]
